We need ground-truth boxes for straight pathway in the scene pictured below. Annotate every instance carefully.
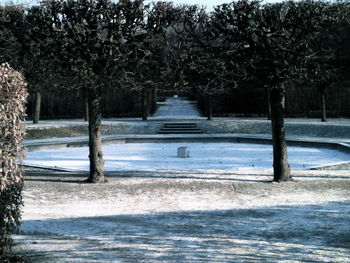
[151,97,204,120]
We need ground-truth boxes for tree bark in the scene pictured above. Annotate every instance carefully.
[151,87,157,114]
[269,85,291,182]
[84,96,89,122]
[142,87,149,121]
[32,91,41,124]
[266,85,271,120]
[207,95,213,121]
[320,89,327,122]
[86,89,105,183]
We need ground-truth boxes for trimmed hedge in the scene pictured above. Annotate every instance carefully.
[0,63,27,255]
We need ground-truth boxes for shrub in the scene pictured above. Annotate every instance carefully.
[0,62,27,255]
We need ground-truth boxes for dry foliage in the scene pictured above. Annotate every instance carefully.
[0,62,27,255]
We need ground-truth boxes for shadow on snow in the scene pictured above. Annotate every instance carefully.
[16,201,350,262]
[23,170,350,184]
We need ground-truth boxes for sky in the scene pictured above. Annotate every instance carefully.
[1,0,229,8]
[0,0,281,9]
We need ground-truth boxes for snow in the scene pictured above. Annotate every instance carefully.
[24,142,350,171]
[152,97,204,119]
[14,176,350,262]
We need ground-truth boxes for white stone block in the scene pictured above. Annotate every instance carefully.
[177,147,190,158]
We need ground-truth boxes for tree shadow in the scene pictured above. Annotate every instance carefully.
[14,201,350,262]
[23,170,88,184]
[24,169,273,184]
[106,170,273,182]
[24,169,350,184]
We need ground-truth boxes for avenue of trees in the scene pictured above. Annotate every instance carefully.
[1,0,350,183]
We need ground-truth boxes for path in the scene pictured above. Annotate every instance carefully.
[151,97,204,119]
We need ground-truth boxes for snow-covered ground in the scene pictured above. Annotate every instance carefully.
[14,173,350,262]
[24,142,350,172]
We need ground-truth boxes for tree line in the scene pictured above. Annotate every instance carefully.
[1,0,349,183]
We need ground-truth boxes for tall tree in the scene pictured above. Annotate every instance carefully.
[0,5,26,68]
[0,4,59,124]
[120,1,174,120]
[305,2,350,122]
[156,3,207,95]
[205,0,331,181]
[25,5,59,124]
[187,7,242,120]
[41,0,144,183]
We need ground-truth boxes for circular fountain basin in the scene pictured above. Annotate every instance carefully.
[24,141,350,172]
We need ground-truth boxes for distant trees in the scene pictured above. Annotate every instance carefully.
[125,2,208,119]
[124,1,177,121]
[0,4,58,124]
[25,5,59,124]
[306,2,350,122]
[160,4,207,94]
[0,5,26,69]
[188,2,247,120]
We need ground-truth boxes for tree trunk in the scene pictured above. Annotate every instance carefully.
[84,96,89,122]
[266,85,271,120]
[207,95,213,121]
[86,89,105,183]
[269,85,291,182]
[32,91,41,124]
[320,89,327,122]
[151,87,157,114]
[142,88,149,121]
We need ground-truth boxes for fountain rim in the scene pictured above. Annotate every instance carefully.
[23,134,350,172]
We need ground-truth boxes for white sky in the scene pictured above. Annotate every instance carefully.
[1,0,227,8]
[1,0,281,9]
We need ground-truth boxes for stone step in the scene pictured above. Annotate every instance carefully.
[158,122,203,134]
[164,124,197,127]
[158,130,203,134]
[164,123,196,125]
[160,130,203,133]
[161,127,199,131]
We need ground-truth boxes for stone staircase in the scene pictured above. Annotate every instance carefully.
[158,123,203,134]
